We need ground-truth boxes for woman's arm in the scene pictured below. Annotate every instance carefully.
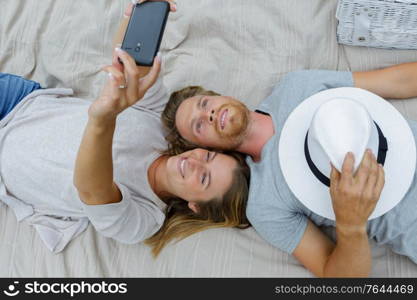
[74,49,161,205]
[74,117,120,205]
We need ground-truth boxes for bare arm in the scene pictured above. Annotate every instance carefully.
[74,49,161,205]
[74,1,173,205]
[293,150,385,277]
[353,62,417,99]
[293,221,371,278]
[74,118,121,205]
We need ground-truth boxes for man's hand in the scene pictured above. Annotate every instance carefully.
[330,150,385,234]
[89,48,161,121]
[293,150,384,278]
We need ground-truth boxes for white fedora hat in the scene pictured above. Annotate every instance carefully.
[279,87,416,220]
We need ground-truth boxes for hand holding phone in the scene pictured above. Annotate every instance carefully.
[93,48,161,120]
[121,1,170,66]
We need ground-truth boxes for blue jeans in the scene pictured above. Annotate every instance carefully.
[0,73,42,119]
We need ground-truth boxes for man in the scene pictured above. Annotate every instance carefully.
[162,63,417,277]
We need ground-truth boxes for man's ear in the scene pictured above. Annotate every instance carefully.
[188,201,199,213]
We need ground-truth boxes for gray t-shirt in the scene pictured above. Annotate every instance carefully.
[246,70,417,263]
[0,77,168,253]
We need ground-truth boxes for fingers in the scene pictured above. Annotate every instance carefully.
[165,0,177,12]
[102,65,126,88]
[330,163,340,188]
[362,162,384,214]
[138,0,177,12]
[112,49,124,72]
[361,152,378,200]
[101,65,126,100]
[340,152,354,185]
[356,150,373,185]
[124,3,135,18]
[373,164,385,199]
[329,164,341,202]
[363,152,379,190]
[115,48,141,95]
[115,48,137,73]
[110,48,161,104]
[356,149,385,210]
[138,54,162,95]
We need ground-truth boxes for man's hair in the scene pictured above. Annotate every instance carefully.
[162,86,220,155]
[145,151,251,257]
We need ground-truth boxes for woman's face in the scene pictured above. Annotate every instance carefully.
[165,148,237,208]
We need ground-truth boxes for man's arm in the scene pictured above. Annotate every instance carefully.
[353,62,417,99]
[293,220,371,277]
[293,150,385,277]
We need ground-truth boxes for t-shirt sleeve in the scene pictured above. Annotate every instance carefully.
[257,70,354,115]
[247,207,308,254]
[81,182,164,244]
[286,69,353,86]
[282,69,354,100]
[131,75,168,114]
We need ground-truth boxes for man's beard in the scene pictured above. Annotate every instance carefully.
[215,101,250,150]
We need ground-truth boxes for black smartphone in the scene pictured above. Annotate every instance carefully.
[121,1,170,66]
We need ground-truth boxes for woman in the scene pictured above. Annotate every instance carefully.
[0,1,250,256]
[74,47,250,258]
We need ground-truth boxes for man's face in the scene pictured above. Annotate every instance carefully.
[175,95,250,150]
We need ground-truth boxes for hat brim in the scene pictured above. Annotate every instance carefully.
[279,87,416,220]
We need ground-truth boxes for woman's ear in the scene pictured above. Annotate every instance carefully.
[188,201,199,213]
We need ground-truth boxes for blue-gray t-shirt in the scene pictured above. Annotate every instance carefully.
[246,70,417,263]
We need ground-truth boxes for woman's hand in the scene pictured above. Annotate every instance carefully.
[89,48,161,121]
[125,0,177,18]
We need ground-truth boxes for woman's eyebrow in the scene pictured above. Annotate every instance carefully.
[207,172,211,189]
[207,153,218,188]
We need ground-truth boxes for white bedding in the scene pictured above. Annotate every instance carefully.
[1,0,417,277]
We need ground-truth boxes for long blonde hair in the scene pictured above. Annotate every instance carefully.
[145,152,250,257]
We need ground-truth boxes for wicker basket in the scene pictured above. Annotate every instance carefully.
[336,0,417,49]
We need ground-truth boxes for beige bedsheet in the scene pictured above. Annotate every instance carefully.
[1,0,417,277]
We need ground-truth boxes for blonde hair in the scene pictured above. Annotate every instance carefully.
[145,152,250,257]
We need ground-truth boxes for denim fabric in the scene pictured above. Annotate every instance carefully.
[0,73,41,119]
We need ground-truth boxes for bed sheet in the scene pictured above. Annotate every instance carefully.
[1,0,417,277]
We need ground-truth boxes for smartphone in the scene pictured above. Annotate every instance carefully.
[121,1,170,66]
